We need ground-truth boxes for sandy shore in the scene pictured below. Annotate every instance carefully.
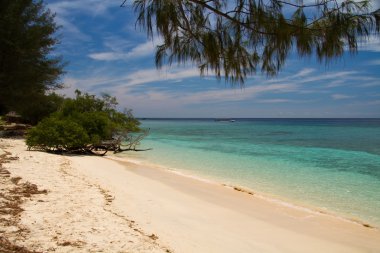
[1,138,380,252]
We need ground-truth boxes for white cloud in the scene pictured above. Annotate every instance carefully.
[101,36,134,52]
[97,68,312,107]
[117,68,304,105]
[332,94,354,100]
[124,67,200,87]
[367,59,380,65]
[292,68,316,78]
[170,69,370,104]
[298,71,357,84]
[325,80,345,88]
[255,99,316,103]
[88,52,121,61]
[88,38,162,61]
[54,16,91,41]
[174,83,299,104]
[59,67,300,106]
[48,0,116,17]
[100,83,298,113]
[127,40,157,58]
[60,65,202,98]
[359,35,380,52]
[256,99,291,103]
[263,69,355,88]
[368,100,380,105]
[359,80,380,87]
[60,67,366,103]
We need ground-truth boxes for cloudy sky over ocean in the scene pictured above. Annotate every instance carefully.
[46,0,380,118]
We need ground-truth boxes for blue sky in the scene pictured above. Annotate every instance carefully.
[46,0,380,118]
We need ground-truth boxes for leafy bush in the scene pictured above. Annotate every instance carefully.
[26,91,140,153]
[27,117,90,150]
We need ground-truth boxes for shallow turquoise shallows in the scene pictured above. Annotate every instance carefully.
[119,119,380,227]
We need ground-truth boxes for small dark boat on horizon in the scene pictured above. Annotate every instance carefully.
[214,119,236,122]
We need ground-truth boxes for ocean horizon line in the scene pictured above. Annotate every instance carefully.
[137,117,380,120]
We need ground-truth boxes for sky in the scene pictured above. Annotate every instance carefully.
[45,0,380,118]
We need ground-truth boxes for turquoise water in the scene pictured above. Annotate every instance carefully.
[120,119,380,226]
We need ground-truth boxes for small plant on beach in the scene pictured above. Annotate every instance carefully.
[26,90,143,155]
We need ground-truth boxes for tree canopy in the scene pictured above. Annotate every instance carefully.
[0,0,64,121]
[26,91,141,154]
[129,0,380,84]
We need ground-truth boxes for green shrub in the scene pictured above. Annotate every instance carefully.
[26,91,140,153]
[26,117,90,150]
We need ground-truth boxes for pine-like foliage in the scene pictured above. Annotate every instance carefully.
[131,0,380,84]
[0,0,64,118]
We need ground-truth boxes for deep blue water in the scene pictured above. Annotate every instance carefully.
[120,119,380,226]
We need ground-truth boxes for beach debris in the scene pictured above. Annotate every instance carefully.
[222,183,255,196]
[362,223,374,228]
[149,234,159,240]
[0,236,41,253]
[56,240,86,247]
[10,176,22,185]
[233,186,254,195]
[0,152,47,252]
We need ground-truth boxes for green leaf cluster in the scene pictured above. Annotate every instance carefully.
[132,0,379,84]
[26,91,140,152]
[26,117,91,150]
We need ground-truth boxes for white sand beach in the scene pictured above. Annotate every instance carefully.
[1,138,380,253]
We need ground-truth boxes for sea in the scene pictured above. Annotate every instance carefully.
[119,118,380,227]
